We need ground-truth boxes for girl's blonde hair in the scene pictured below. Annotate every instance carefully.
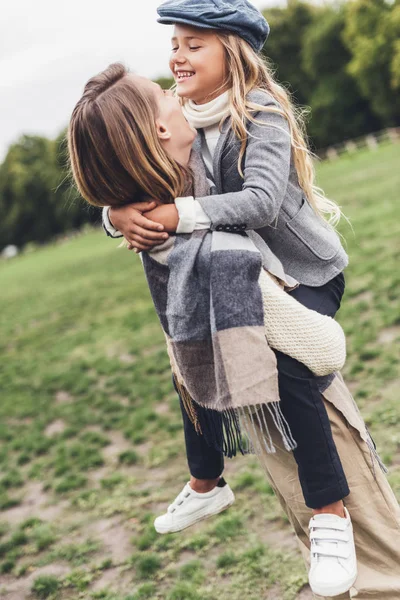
[206,33,342,226]
[68,63,192,208]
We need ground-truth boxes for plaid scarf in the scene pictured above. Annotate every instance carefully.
[142,152,296,457]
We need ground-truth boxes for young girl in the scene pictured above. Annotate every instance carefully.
[69,63,400,599]
[101,1,357,596]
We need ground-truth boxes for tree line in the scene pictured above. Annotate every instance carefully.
[0,0,399,251]
[263,0,400,147]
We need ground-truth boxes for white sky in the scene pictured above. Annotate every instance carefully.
[0,0,283,161]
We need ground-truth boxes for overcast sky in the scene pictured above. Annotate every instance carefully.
[0,0,284,161]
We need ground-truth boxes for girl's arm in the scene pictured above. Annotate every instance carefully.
[260,271,346,376]
[140,99,291,237]
[195,101,291,231]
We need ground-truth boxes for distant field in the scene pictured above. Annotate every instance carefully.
[0,142,399,600]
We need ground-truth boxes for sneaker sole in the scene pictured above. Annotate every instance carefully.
[154,493,235,534]
[310,569,358,597]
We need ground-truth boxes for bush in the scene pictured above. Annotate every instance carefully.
[118,450,139,465]
[134,553,161,579]
[32,574,59,598]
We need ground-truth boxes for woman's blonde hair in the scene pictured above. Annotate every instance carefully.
[200,33,342,226]
[68,63,192,208]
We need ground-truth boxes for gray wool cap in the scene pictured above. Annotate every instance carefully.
[157,0,270,53]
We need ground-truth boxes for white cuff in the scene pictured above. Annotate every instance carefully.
[175,197,212,233]
[193,200,212,229]
[175,196,196,233]
[102,206,122,238]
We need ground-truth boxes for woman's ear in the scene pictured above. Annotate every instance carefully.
[156,120,172,141]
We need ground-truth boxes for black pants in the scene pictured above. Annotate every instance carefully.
[177,272,350,509]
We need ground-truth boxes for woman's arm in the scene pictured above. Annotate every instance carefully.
[105,201,170,251]
[260,271,346,376]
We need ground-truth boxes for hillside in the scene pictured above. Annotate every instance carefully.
[0,142,399,600]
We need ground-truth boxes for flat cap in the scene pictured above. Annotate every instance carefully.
[157,0,269,53]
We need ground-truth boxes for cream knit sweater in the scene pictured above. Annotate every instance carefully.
[258,270,346,376]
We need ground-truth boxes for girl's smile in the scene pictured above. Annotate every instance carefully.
[175,70,196,83]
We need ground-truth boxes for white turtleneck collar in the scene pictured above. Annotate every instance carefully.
[182,91,230,130]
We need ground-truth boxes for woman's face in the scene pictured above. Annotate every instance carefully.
[169,25,227,104]
[132,75,197,151]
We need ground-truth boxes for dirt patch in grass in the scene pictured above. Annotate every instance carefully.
[111,395,131,407]
[154,401,170,416]
[86,517,133,563]
[90,565,134,594]
[378,326,400,344]
[45,419,66,437]
[1,482,67,525]
[55,390,73,404]
[0,563,70,600]
[87,466,109,484]
[103,431,133,463]
[258,521,299,553]
[135,440,153,458]
[119,353,137,364]
[142,344,166,358]
[296,587,314,599]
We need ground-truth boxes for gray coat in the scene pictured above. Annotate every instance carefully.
[194,90,348,287]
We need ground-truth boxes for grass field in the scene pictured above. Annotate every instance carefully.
[0,142,399,600]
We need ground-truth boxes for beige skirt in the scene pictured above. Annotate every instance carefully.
[247,379,400,600]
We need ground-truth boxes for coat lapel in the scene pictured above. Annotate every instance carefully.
[192,118,232,194]
[212,117,231,193]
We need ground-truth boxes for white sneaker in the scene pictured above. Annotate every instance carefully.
[154,477,235,534]
[308,507,357,597]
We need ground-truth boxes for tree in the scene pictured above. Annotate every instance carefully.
[302,6,380,147]
[343,0,400,124]
[155,76,175,91]
[0,134,98,251]
[262,1,315,106]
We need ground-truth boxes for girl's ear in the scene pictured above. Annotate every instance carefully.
[156,120,172,141]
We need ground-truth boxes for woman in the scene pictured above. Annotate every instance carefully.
[68,63,400,599]
[102,1,354,595]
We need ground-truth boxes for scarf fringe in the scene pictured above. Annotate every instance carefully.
[237,403,297,456]
[345,380,388,476]
[173,376,248,458]
[366,432,388,476]
[174,376,297,458]
[196,405,248,459]
[174,377,202,435]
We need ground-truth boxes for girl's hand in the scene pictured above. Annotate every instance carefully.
[109,201,169,251]
[127,204,180,253]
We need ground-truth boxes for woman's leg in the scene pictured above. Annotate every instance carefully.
[275,272,350,509]
[248,396,400,600]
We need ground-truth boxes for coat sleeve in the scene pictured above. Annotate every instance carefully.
[102,206,123,238]
[196,100,292,231]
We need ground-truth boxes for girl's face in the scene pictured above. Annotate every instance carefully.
[169,25,227,104]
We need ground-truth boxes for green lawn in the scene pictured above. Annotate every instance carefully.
[0,142,399,600]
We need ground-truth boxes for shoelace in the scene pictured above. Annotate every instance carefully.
[309,516,351,562]
[167,487,191,514]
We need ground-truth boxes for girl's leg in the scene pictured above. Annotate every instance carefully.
[153,380,231,534]
[275,272,350,509]
[178,395,224,488]
[248,397,400,600]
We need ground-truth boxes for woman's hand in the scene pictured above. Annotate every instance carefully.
[109,201,169,251]
[125,204,180,252]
